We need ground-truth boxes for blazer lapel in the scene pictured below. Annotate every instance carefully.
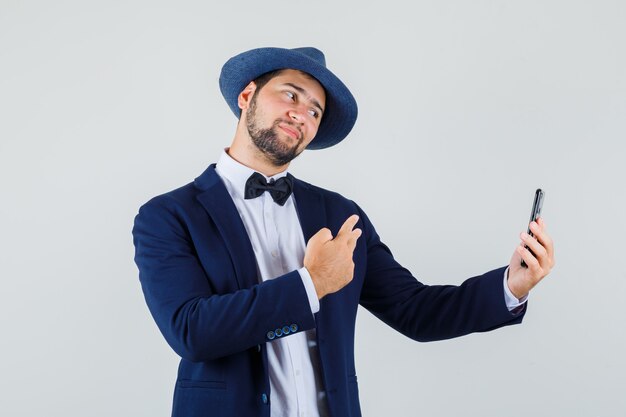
[290,174,327,244]
[194,164,258,290]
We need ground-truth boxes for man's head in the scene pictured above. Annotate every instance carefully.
[237,69,326,166]
[219,47,358,151]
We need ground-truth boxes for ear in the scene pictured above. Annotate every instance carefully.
[237,81,257,111]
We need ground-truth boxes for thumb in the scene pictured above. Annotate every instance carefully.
[308,227,333,247]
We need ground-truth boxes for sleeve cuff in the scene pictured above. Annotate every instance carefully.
[298,267,320,314]
[503,266,528,311]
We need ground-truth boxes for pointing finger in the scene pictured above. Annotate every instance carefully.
[336,215,360,241]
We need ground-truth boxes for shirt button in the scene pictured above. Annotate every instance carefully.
[271,250,278,258]
[295,370,301,376]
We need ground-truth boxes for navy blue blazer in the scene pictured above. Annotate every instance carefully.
[132,164,525,417]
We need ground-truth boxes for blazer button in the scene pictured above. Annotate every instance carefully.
[257,344,261,352]
[290,324,298,333]
[282,325,290,335]
[267,331,275,340]
[275,328,283,337]
[262,393,268,404]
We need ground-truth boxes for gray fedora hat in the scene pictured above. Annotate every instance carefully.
[219,47,358,150]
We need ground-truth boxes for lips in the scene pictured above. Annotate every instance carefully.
[279,124,301,140]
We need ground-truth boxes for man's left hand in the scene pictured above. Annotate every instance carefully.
[507,217,556,300]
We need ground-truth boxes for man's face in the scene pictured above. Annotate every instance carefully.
[244,69,326,167]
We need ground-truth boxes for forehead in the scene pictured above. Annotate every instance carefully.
[266,69,326,104]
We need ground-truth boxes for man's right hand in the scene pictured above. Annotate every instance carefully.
[303,215,362,299]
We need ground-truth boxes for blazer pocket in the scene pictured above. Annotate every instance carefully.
[177,379,227,390]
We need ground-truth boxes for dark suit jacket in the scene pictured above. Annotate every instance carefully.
[132,164,525,417]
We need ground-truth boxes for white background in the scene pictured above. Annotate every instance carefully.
[1,1,625,416]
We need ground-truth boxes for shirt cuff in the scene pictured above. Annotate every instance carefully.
[298,267,320,314]
[503,266,528,311]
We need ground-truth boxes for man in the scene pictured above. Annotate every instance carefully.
[132,47,555,417]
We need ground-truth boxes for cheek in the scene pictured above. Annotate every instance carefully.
[307,121,320,138]
[302,124,319,146]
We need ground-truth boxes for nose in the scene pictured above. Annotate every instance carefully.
[288,108,304,123]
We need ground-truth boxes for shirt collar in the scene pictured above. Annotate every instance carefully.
[215,148,289,200]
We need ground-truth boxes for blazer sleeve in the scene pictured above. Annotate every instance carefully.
[132,198,316,362]
[356,204,525,342]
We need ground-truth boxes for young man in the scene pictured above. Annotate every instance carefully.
[132,47,555,417]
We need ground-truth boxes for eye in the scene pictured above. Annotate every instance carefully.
[308,109,319,119]
[285,91,295,101]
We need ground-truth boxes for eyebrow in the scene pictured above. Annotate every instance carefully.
[282,82,325,116]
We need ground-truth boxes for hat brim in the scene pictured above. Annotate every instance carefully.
[219,47,358,150]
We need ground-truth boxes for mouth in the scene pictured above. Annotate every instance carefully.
[278,124,301,140]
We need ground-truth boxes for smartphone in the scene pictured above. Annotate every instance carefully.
[521,188,545,268]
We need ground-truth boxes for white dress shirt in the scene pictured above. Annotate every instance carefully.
[216,149,328,417]
[215,148,526,417]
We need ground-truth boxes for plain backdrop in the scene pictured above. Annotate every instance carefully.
[1,1,625,416]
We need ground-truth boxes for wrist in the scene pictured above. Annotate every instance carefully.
[305,267,324,299]
[312,277,326,299]
[507,278,528,300]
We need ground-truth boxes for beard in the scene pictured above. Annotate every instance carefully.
[245,95,305,167]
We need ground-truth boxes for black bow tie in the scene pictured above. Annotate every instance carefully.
[244,172,294,206]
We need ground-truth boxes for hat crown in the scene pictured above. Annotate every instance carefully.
[292,47,326,67]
